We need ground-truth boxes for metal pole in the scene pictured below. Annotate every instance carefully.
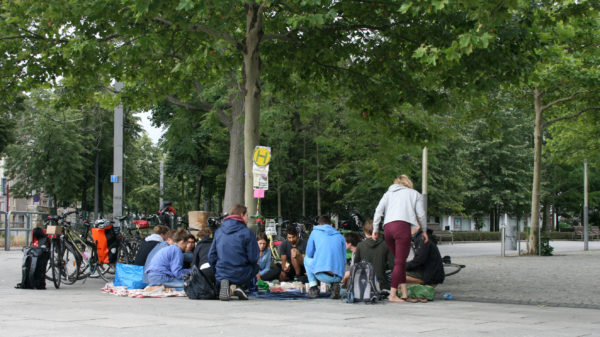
[422,147,428,227]
[584,159,589,251]
[25,214,31,246]
[3,212,8,251]
[160,160,164,209]
[112,82,124,222]
[517,217,521,256]
[501,216,505,257]
[4,183,9,250]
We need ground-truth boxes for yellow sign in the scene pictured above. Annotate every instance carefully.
[253,146,271,166]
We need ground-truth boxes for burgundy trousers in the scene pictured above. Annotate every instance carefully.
[384,220,412,288]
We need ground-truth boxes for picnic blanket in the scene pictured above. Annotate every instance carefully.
[249,290,332,300]
[102,282,187,298]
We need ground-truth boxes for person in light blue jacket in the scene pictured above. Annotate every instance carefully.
[256,232,272,279]
[144,230,191,288]
[304,215,346,299]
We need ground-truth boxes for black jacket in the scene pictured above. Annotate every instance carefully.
[406,230,445,285]
[192,236,213,268]
[355,237,395,290]
[133,240,160,266]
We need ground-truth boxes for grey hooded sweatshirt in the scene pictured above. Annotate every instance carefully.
[372,184,427,233]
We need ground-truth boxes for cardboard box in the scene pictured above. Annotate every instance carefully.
[188,211,211,238]
[46,225,62,236]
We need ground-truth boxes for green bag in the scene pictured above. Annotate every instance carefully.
[407,284,435,301]
[257,279,270,292]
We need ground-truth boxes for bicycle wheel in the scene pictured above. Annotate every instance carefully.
[117,241,133,264]
[61,242,80,285]
[49,239,61,289]
[443,263,464,277]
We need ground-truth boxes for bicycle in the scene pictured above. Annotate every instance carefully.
[45,213,72,289]
[442,256,465,277]
[59,215,113,284]
[114,215,147,260]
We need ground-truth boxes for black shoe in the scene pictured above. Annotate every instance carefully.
[330,283,341,299]
[219,279,230,301]
[307,286,320,299]
[233,288,248,300]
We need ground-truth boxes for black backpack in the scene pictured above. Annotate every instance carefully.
[16,246,49,289]
[344,261,380,303]
[183,249,217,300]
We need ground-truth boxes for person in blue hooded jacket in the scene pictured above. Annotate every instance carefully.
[304,215,346,299]
[208,204,259,301]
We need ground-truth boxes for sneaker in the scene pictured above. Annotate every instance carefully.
[233,288,248,300]
[330,283,341,299]
[307,286,320,299]
[219,279,230,301]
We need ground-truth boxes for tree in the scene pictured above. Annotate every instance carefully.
[515,3,600,254]
[4,90,92,213]
[1,0,528,224]
[459,92,533,231]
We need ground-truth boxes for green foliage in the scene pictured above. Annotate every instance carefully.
[539,237,554,256]
[4,90,92,209]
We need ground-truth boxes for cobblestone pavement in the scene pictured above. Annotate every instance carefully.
[435,247,600,309]
[2,244,600,336]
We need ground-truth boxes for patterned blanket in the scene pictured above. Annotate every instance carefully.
[102,283,187,298]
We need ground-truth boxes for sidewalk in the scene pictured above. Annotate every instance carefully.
[1,242,600,336]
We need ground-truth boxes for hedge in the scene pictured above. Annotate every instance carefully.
[449,231,582,242]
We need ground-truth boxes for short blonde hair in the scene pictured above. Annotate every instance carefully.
[394,174,413,189]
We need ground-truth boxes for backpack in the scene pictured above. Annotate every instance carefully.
[91,224,118,264]
[344,261,380,303]
[16,246,49,289]
[184,250,217,300]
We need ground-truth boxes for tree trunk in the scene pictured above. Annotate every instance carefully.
[81,186,87,213]
[302,134,306,217]
[276,148,282,219]
[242,3,263,228]
[528,88,543,255]
[94,150,100,220]
[180,175,186,215]
[195,173,202,211]
[541,200,550,232]
[316,142,321,216]
[222,89,245,213]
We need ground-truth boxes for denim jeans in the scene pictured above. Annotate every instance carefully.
[163,278,184,289]
[147,273,185,290]
[305,256,342,287]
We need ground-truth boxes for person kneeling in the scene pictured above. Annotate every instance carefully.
[144,230,191,289]
[304,215,346,299]
[405,229,445,286]
[208,204,259,301]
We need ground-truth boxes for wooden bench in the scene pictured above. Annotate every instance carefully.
[428,223,454,244]
[590,226,600,240]
[573,226,584,240]
[573,225,600,240]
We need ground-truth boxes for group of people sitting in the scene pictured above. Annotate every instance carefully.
[134,202,444,302]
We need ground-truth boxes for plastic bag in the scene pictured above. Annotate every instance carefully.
[407,284,435,301]
[114,263,146,289]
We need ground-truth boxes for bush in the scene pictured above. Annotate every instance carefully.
[540,237,554,256]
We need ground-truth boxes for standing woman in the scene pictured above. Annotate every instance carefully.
[372,174,428,302]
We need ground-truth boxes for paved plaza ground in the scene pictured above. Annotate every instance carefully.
[1,240,599,336]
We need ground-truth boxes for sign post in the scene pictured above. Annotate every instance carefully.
[252,146,270,227]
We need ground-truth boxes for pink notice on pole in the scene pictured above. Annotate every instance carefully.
[253,189,265,198]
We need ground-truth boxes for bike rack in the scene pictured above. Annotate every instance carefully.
[2,211,49,251]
